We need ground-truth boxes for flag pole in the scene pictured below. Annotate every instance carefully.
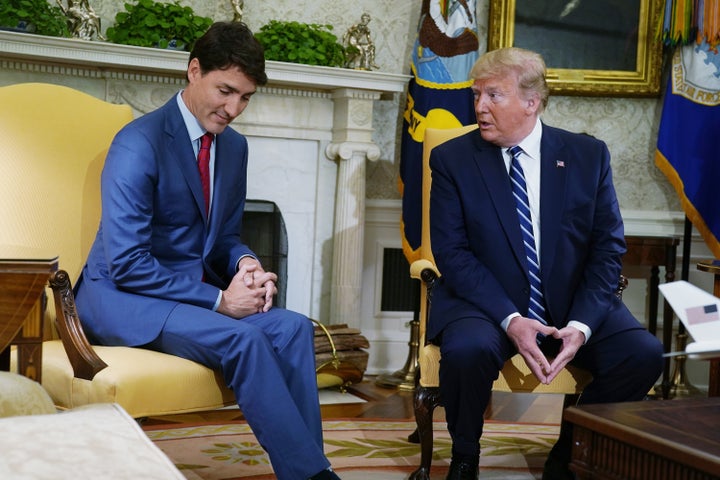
[668,216,701,397]
[374,281,420,391]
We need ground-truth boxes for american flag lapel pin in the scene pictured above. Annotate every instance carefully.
[556,160,565,168]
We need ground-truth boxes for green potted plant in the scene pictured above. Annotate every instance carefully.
[255,20,346,67]
[105,0,213,51]
[0,0,70,37]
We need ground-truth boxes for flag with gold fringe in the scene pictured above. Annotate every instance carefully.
[399,0,479,264]
[655,1,720,258]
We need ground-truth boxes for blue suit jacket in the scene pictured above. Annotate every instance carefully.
[76,97,254,346]
[428,124,634,343]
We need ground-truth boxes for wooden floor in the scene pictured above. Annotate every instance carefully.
[142,375,564,426]
[321,377,563,424]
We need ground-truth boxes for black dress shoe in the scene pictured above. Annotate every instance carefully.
[446,459,479,480]
[309,467,341,480]
[541,455,575,480]
[544,423,575,480]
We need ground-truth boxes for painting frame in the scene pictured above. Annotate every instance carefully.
[488,0,664,97]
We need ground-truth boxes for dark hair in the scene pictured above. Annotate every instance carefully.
[189,21,268,86]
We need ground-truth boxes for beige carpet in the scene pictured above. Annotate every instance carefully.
[144,418,557,479]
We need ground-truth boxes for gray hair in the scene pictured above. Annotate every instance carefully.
[469,47,549,112]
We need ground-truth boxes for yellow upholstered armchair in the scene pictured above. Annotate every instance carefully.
[1,83,236,418]
[407,126,622,479]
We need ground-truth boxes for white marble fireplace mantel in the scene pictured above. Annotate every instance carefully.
[0,30,410,328]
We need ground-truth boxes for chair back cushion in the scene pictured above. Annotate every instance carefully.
[421,125,479,268]
[0,83,133,285]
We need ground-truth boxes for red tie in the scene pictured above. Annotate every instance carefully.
[197,132,213,215]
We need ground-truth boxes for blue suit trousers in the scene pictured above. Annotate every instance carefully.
[438,315,663,459]
[147,305,329,480]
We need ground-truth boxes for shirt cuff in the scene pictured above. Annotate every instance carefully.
[503,315,591,344]
[567,320,592,343]
[212,290,222,311]
[501,312,520,332]
[235,254,259,272]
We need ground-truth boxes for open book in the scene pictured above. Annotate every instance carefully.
[659,280,720,359]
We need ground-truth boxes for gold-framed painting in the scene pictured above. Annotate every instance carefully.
[488,0,664,97]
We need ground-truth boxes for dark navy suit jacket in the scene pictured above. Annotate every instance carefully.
[76,97,254,346]
[427,124,635,343]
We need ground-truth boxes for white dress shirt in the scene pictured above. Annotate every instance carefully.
[500,119,592,342]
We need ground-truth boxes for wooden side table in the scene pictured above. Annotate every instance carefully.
[696,259,720,397]
[566,398,720,479]
[0,248,58,382]
[622,235,679,398]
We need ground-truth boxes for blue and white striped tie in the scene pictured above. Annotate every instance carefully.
[508,145,547,325]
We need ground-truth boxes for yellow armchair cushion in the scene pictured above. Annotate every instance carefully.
[42,340,235,418]
[418,344,590,394]
[493,354,590,393]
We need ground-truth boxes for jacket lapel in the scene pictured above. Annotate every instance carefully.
[471,134,528,271]
[164,102,208,224]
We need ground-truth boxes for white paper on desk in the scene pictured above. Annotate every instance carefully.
[659,280,720,357]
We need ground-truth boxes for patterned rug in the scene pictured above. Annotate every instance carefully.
[143,419,557,479]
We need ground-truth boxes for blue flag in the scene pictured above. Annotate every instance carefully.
[399,0,479,264]
[655,42,720,259]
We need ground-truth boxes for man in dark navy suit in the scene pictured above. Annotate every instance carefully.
[428,47,663,480]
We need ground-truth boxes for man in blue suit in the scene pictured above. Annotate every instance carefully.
[428,47,663,480]
[75,22,341,480]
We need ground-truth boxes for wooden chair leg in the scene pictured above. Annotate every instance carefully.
[409,384,441,480]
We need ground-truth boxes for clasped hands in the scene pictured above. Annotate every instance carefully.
[217,258,278,319]
[506,316,585,384]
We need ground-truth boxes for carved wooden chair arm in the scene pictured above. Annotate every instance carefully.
[48,270,108,380]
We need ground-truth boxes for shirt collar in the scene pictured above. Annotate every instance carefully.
[176,90,207,144]
[514,118,543,160]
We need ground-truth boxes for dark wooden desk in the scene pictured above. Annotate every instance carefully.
[623,235,680,398]
[566,398,720,480]
[0,249,58,382]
